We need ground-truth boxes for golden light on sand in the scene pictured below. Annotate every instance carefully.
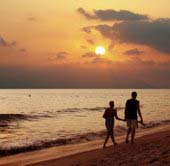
[95,46,105,55]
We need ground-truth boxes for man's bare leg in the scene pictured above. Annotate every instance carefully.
[126,127,131,143]
[131,128,136,144]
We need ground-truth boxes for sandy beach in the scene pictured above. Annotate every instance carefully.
[0,125,169,166]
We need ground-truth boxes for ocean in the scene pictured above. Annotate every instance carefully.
[0,89,169,155]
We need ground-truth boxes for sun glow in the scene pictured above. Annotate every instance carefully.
[95,46,105,55]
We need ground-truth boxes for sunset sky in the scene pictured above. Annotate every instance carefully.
[0,0,170,88]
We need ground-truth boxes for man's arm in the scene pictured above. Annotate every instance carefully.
[137,101,143,123]
[124,101,128,121]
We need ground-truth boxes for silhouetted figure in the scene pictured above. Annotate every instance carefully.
[103,101,124,148]
[125,92,143,144]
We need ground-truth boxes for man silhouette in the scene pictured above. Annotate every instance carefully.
[125,92,143,144]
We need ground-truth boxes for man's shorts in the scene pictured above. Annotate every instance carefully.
[127,119,138,129]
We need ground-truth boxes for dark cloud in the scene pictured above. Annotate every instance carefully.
[86,39,95,45]
[94,24,116,40]
[82,52,97,58]
[0,65,115,88]
[80,45,87,49]
[124,48,144,56]
[112,19,170,53]
[128,57,156,66]
[92,57,112,64]
[82,24,115,39]
[77,8,96,19]
[27,17,38,21]
[78,8,148,21]
[94,9,148,21]
[0,36,16,47]
[0,62,170,88]
[19,48,27,53]
[85,19,170,53]
[49,51,69,61]
[55,52,69,60]
[82,26,93,34]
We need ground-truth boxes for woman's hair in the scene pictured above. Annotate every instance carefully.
[109,101,114,107]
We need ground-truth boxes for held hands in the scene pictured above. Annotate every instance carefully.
[121,119,126,122]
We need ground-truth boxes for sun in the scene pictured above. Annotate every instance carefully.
[95,46,105,55]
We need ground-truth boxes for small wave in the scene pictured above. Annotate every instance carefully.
[53,107,105,114]
[16,106,125,120]
[57,107,105,113]
[0,114,32,121]
[56,108,82,113]
[0,131,105,156]
[88,107,105,111]
[0,114,35,127]
[141,119,170,129]
[56,106,124,114]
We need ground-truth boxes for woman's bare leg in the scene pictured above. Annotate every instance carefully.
[111,133,117,145]
[103,134,110,148]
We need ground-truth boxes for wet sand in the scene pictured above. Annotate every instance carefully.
[0,125,169,166]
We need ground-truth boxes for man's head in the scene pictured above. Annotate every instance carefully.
[131,91,137,99]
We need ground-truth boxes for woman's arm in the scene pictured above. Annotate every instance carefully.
[103,108,107,119]
[114,109,125,121]
[124,101,128,121]
[137,101,143,123]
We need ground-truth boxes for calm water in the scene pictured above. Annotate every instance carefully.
[0,89,170,154]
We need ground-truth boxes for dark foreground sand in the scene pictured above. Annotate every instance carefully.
[0,126,169,166]
[29,129,170,166]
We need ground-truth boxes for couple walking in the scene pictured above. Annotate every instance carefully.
[103,91,144,148]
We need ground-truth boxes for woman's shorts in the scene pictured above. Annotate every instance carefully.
[105,119,114,134]
[127,119,138,129]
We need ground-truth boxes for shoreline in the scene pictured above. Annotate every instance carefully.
[0,120,169,157]
[0,124,169,166]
